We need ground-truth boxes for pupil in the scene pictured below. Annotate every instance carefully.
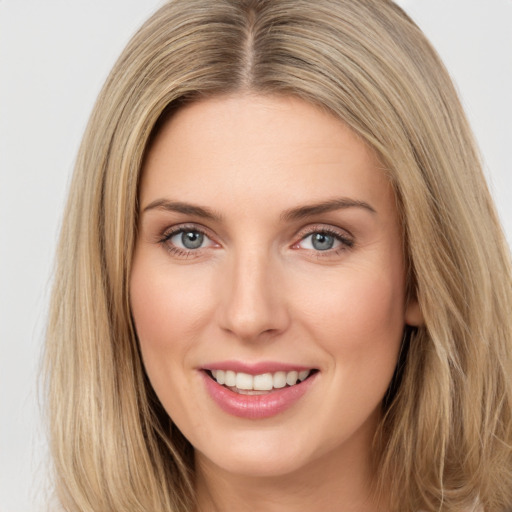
[182,231,204,249]
[312,233,334,251]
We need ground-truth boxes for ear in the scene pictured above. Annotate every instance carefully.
[405,297,423,326]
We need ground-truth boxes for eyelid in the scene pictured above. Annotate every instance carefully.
[292,224,354,250]
[159,223,221,257]
[160,223,216,242]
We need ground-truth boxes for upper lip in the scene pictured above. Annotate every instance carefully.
[201,360,316,375]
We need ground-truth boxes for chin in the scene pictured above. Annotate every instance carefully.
[192,425,342,480]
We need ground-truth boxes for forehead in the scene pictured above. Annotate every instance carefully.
[139,94,394,219]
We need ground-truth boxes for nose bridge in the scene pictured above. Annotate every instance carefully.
[218,244,287,340]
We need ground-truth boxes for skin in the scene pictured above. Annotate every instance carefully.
[130,94,422,512]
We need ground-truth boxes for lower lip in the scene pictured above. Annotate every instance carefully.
[201,371,318,419]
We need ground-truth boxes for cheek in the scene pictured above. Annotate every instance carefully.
[294,263,406,395]
[131,259,213,345]
[306,270,406,424]
[299,267,405,341]
[129,256,217,403]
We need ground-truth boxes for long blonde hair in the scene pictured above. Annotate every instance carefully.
[45,0,512,510]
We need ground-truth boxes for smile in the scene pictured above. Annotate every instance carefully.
[201,365,319,419]
[208,369,313,394]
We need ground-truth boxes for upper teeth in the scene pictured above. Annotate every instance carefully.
[210,369,311,390]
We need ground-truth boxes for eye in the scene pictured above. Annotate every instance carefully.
[295,228,353,253]
[171,230,207,250]
[160,225,218,256]
[302,232,338,251]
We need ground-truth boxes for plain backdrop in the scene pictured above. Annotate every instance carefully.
[1,1,511,511]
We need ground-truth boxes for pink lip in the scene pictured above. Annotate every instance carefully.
[201,368,318,419]
[203,360,313,375]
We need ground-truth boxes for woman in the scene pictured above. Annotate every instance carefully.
[45,0,512,511]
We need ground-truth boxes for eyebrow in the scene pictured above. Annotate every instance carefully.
[142,197,376,222]
[142,199,222,221]
[281,197,376,221]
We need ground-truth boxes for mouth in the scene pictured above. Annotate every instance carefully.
[204,368,319,395]
[200,361,320,418]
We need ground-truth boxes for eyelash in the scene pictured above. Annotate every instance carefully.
[159,224,215,258]
[294,226,354,257]
[158,224,354,258]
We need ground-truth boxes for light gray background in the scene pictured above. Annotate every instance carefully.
[1,1,511,511]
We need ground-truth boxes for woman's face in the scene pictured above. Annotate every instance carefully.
[131,94,421,480]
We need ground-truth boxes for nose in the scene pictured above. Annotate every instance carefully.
[216,248,290,342]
